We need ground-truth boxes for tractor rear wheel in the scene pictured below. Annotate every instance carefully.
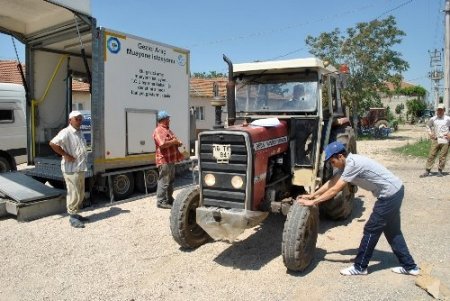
[320,127,357,220]
[282,203,319,272]
[170,185,210,248]
[374,120,389,129]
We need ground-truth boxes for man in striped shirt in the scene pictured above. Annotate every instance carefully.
[50,111,88,228]
[153,111,184,209]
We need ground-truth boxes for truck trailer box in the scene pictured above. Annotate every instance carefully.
[0,0,190,200]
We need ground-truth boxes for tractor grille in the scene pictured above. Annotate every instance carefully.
[199,132,249,209]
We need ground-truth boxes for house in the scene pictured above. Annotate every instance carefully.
[189,77,227,134]
[380,81,422,116]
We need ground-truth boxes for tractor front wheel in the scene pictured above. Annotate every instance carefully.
[170,185,210,248]
[282,203,319,272]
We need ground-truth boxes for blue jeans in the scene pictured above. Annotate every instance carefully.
[354,186,417,271]
[156,163,175,205]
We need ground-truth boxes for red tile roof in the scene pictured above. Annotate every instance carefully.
[385,81,414,91]
[0,60,24,84]
[0,60,90,92]
[190,77,227,98]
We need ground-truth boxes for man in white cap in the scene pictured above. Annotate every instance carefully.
[152,110,184,209]
[420,103,450,177]
[49,110,88,228]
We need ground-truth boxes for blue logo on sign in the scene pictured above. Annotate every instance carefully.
[107,37,121,54]
[177,54,186,66]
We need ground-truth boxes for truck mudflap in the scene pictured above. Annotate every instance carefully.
[196,207,269,242]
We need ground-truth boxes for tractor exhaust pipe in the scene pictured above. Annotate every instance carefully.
[223,54,236,126]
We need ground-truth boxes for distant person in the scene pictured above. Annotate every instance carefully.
[153,111,184,209]
[49,111,89,228]
[419,103,450,178]
[298,141,419,276]
[282,84,308,110]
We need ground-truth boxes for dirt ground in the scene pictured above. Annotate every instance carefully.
[0,124,449,301]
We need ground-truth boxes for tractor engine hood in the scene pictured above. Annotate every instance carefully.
[196,118,289,242]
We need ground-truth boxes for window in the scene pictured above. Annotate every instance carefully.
[0,110,14,123]
[194,106,205,120]
[72,103,84,110]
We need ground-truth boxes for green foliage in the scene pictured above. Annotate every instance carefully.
[398,86,426,98]
[406,98,427,117]
[395,103,404,114]
[192,71,226,78]
[392,138,430,158]
[305,16,409,117]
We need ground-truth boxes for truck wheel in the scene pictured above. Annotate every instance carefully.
[170,185,210,248]
[135,169,158,193]
[321,127,356,220]
[0,156,12,173]
[112,173,135,200]
[282,203,319,272]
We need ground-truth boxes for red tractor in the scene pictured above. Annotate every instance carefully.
[170,56,357,271]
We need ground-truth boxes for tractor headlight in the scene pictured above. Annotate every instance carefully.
[231,176,244,189]
[204,173,216,186]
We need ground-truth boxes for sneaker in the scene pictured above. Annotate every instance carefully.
[437,170,443,177]
[69,217,85,228]
[391,266,420,276]
[340,265,368,276]
[419,170,430,178]
[157,202,172,209]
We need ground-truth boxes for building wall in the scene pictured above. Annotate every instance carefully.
[190,96,217,133]
[72,91,91,110]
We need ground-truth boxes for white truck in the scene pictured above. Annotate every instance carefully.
[0,0,190,204]
[0,83,27,172]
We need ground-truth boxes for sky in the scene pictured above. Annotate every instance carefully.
[0,0,446,96]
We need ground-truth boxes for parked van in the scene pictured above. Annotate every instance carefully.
[0,83,27,172]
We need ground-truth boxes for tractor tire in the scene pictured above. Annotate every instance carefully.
[170,185,210,248]
[135,169,158,193]
[0,156,12,173]
[111,173,135,200]
[320,127,357,220]
[282,203,319,272]
[374,120,389,129]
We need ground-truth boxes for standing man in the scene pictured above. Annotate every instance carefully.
[49,111,89,228]
[420,104,450,177]
[298,141,419,276]
[153,111,184,209]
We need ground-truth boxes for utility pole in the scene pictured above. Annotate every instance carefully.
[428,49,443,108]
[444,0,450,114]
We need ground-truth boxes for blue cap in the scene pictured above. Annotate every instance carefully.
[324,141,346,161]
[157,110,171,121]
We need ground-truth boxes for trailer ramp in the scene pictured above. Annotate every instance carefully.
[0,172,65,221]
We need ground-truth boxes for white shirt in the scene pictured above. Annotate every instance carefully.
[426,115,450,144]
[50,124,88,173]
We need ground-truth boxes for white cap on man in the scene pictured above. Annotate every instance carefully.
[437,103,445,110]
[69,110,82,119]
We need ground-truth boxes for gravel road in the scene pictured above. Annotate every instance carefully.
[0,124,449,301]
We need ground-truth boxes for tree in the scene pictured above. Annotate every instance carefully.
[192,71,226,78]
[305,16,409,126]
[406,98,427,119]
